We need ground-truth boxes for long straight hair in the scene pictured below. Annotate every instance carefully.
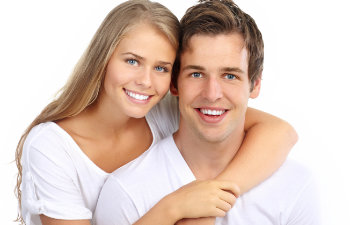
[15,0,180,223]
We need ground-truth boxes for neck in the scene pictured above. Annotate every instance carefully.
[173,123,245,180]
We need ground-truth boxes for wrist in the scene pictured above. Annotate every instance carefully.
[160,193,183,222]
[134,195,180,225]
[214,176,241,197]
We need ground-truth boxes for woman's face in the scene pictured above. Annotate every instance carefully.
[102,22,176,118]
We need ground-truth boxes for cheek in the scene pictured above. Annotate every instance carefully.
[178,84,203,107]
[222,85,249,105]
[153,75,171,95]
[233,90,251,107]
[105,65,132,88]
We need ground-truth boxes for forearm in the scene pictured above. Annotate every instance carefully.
[133,196,179,225]
[134,179,238,225]
[217,108,298,193]
[176,217,215,225]
[40,215,91,225]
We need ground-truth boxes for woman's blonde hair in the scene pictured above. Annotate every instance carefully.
[15,0,180,223]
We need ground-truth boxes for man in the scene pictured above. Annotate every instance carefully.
[94,0,320,224]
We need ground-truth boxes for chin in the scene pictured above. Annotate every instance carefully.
[124,108,149,119]
[131,114,147,119]
[131,112,149,119]
[197,131,230,144]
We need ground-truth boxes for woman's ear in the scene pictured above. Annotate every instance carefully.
[170,82,179,96]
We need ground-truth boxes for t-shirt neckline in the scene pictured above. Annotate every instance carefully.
[47,117,157,175]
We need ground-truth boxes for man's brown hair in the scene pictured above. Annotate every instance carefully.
[172,0,264,91]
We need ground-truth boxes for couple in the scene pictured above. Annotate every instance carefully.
[16,0,319,225]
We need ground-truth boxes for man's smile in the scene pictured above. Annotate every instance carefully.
[195,107,228,123]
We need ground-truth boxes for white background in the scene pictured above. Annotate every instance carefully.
[1,0,349,224]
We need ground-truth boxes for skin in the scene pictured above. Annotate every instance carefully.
[174,34,258,146]
[41,22,176,225]
[39,23,297,225]
[173,32,259,225]
[133,32,296,225]
[57,22,176,174]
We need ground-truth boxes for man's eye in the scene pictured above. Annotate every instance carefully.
[126,59,138,65]
[155,66,168,73]
[225,74,237,80]
[191,72,202,78]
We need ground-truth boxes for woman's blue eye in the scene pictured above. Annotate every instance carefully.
[191,72,202,78]
[127,59,138,65]
[225,74,236,80]
[155,66,167,72]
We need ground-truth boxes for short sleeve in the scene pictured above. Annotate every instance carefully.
[21,128,91,224]
[93,176,140,225]
[146,92,179,140]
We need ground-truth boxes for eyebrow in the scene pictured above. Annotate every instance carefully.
[122,52,145,60]
[219,67,245,74]
[182,65,245,74]
[182,65,205,71]
[122,52,172,66]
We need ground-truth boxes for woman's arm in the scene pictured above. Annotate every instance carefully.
[216,107,298,193]
[137,108,297,225]
[176,108,298,225]
[133,180,239,225]
[117,108,296,225]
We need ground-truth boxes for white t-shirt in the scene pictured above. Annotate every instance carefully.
[20,93,179,225]
[94,135,321,225]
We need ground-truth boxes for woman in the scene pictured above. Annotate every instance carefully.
[15,0,297,224]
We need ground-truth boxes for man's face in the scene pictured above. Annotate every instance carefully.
[172,33,261,143]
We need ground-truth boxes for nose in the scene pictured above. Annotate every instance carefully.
[201,76,223,102]
[135,67,152,88]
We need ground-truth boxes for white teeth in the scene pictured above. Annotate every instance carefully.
[125,89,150,100]
[200,109,225,116]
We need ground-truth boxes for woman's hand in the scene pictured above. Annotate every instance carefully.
[164,180,240,222]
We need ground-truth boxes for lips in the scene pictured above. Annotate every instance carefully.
[196,107,228,123]
[124,88,152,103]
[200,108,226,116]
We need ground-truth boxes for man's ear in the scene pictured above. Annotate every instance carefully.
[170,82,179,96]
[250,77,261,99]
